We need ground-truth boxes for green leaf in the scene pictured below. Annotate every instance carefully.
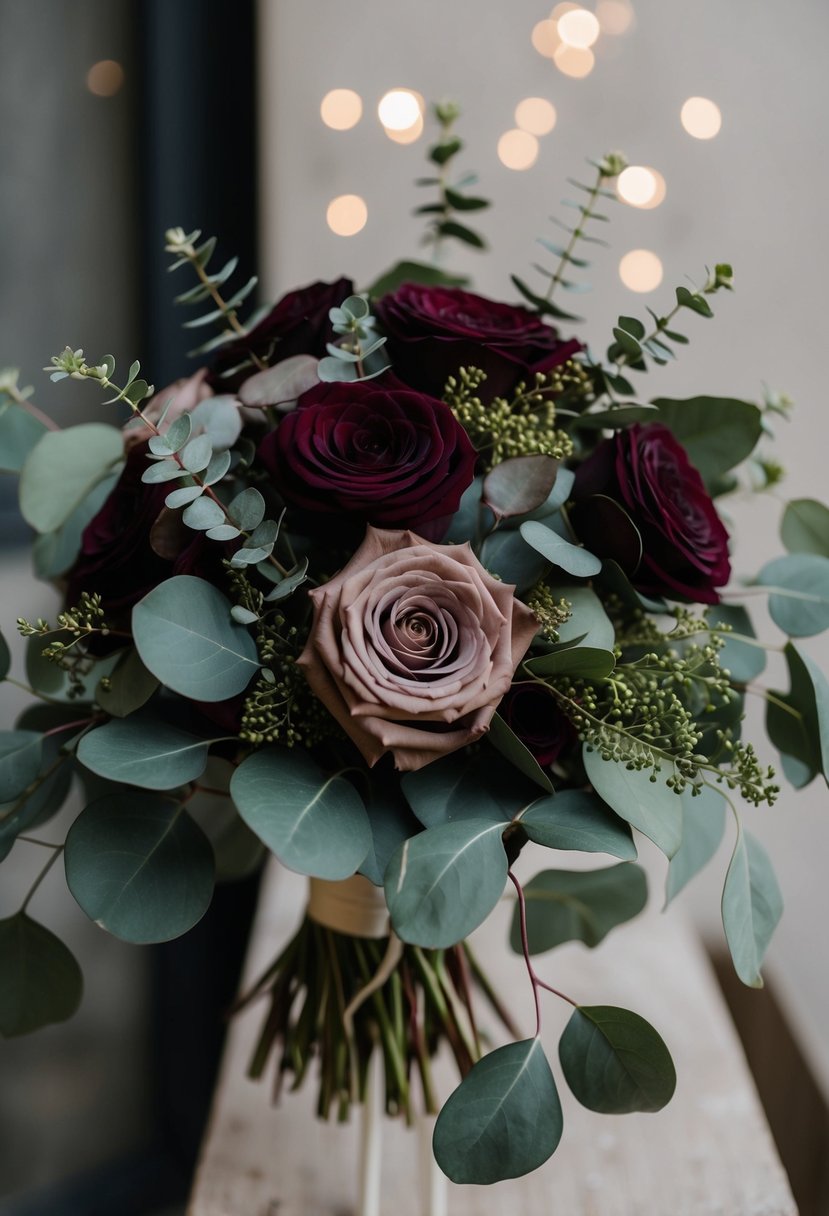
[583,746,683,858]
[675,286,713,317]
[436,220,486,249]
[482,456,558,520]
[555,586,615,651]
[510,274,579,322]
[721,824,783,988]
[766,641,829,787]
[19,424,124,533]
[358,781,420,887]
[165,485,203,510]
[0,629,9,681]
[665,784,727,905]
[385,818,507,948]
[64,793,214,943]
[444,188,489,211]
[0,403,48,472]
[190,396,242,451]
[32,469,120,579]
[263,558,309,603]
[230,747,371,880]
[487,713,554,792]
[0,731,43,802]
[182,496,225,530]
[77,712,216,791]
[781,498,829,558]
[186,759,265,883]
[611,327,643,359]
[228,487,266,531]
[479,529,549,591]
[616,315,646,340]
[559,1005,676,1114]
[95,648,159,717]
[366,260,469,298]
[433,1038,562,1184]
[402,748,537,828]
[525,645,615,680]
[0,753,73,862]
[132,575,259,701]
[520,520,602,578]
[598,560,667,614]
[651,397,762,482]
[707,603,766,683]
[0,914,83,1036]
[517,791,636,859]
[430,137,463,166]
[574,404,659,431]
[511,863,647,954]
[755,553,829,637]
[180,433,213,472]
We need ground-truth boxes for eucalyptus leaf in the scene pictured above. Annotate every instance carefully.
[165,485,204,509]
[487,714,554,793]
[0,630,9,681]
[766,641,829,787]
[756,554,829,636]
[238,355,320,408]
[0,914,83,1036]
[32,469,120,579]
[182,496,225,531]
[721,824,783,988]
[781,498,829,558]
[402,748,537,828]
[433,1039,562,1184]
[77,713,216,791]
[559,1005,676,1113]
[479,529,548,591]
[64,793,215,943]
[0,731,43,802]
[230,747,371,880]
[706,603,766,683]
[0,402,48,473]
[665,784,727,905]
[555,586,614,651]
[180,433,213,473]
[525,646,615,680]
[385,818,507,948]
[19,424,124,534]
[358,781,421,887]
[95,649,159,718]
[367,260,469,297]
[517,790,636,859]
[520,520,602,578]
[652,397,762,482]
[482,457,558,521]
[190,396,242,451]
[228,487,265,531]
[132,576,259,701]
[583,746,683,858]
[511,863,647,954]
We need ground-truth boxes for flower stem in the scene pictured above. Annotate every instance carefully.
[21,845,63,913]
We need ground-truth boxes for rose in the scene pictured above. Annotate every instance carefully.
[571,423,731,603]
[374,283,583,400]
[498,682,576,768]
[208,277,353,390]
[298,526,539,771]
[257,375,476,537]
[123,369,212,453]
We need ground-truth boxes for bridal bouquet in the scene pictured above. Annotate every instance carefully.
[2,105,827,1185]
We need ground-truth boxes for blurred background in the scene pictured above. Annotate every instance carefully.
[1,0,827,1212]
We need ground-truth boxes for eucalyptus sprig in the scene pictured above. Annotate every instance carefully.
[416,101,490,261]
[512,151,627,322]
[317,294,390,383]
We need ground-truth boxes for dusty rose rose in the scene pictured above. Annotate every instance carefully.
[122,369,213,452]
[298,527,539,771]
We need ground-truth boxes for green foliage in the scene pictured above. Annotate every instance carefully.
[767,641,829,787]
[511,863,647,954]
[417,102,490,258]
[481,455,559,520]
[0,398,49,473]
[96,649,159,718]
[652,396,763,483]
[317,294,389,383]
[553,585,614,651]
[486,713,555,792]
[516,791,636,859]
[755,553,829,637]
[65,793,215,943]
[520,520,602,578]
[358,782,420,886]
[165,227,259,363]
[19,423,124,534]
[0,731,43,802]
[366,260,469,298]
[665,785,727,905]
[721,822,783,988]
[707,604,766,683]
[525,645,616,680]
[0,629,9,682]
[0,749,73,862]
[480,528,549,591]
[583,747,683,858]
[401,748,533,828]
[512,152,626,322]
[0,913,83,1037]
[77,712,219,791]
[46,349,153,411]
[385,818,508,948]
[433,1038,562,1184]
[32,470,120,580]
[558,1005,676,1114]
[781,498,829,558]
[132,575,260,701]
[187,767,265,883]
[230,747,371,880]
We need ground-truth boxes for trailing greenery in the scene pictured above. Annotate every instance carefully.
[416,101,490,259]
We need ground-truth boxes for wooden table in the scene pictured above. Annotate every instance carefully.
[188,861,797,1215]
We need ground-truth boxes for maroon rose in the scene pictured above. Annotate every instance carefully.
[571,423,731,603]
[209,277,354,390]
[499,682,576,768]
[257,375,476,537]
[374,283,583,400]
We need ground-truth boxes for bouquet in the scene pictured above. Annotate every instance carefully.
[2,104,827,1187]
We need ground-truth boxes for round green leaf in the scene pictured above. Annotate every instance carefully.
[756,554,829,637]
[520,520,602,578]
[187,761,265,883]
[511,863,647,954]
[433,1038,562,1184]
[555,586,615,651]
[479,529,548,591]
[665,785,726,905]
[652,396,762,482]
[77,712,215,790]
[95,648,159,718]
[482,456,559,520]
[64,793,215,943]
[385,818,507,948]
[707,603,766,683]
[721,825,783,988]
[781,498,829,558]
[0,913,83,1036]
[766,641,828,786]
[518,791,636,860]
[401,748,536,828]
[583,746,683,858]
[19,423,124,533]
[132,575,259,701]
[0,402,48,473]
[487,714,554,792]
[0,731,43,802]
[525,645,615,680]
[0,755,73,863]
[559,1005,676,1114]
[230,747,371,880]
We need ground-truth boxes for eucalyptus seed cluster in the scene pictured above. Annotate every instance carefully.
[613,604,716,649]
[527,584,572,643]
[18,593,110,698]
[709,739,779,807]
[443,365,583,469]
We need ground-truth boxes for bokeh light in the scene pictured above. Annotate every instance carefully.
[531,18,559,57]
[515,97,557,136]
[617,165,666,209]
[680,96,722,139]
[553,44,595,77]
[326,194,368,236]
[557,8,601,48]
[377,89,422,131]
[596,0,635,35]
[384,113,425,144]
[497,129,540,171]
[320,89,363,131]
[86,60,124,97]
[619,249,663,292]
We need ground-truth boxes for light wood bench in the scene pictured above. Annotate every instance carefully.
[188,860,797,1215]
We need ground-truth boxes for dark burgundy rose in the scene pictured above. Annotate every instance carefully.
[571,423,731,603]
[66,445,235,620]
[258,374,476,536]
[499,682,576,768]
[209,277,353,390]
[375,283,583,400]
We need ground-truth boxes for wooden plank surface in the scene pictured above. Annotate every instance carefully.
[188,860,797,1216]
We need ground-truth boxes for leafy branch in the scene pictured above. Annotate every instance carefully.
[416,102,490,261]
[0,368,58,431]
[512,152,627,322]
[318,295,390,383]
